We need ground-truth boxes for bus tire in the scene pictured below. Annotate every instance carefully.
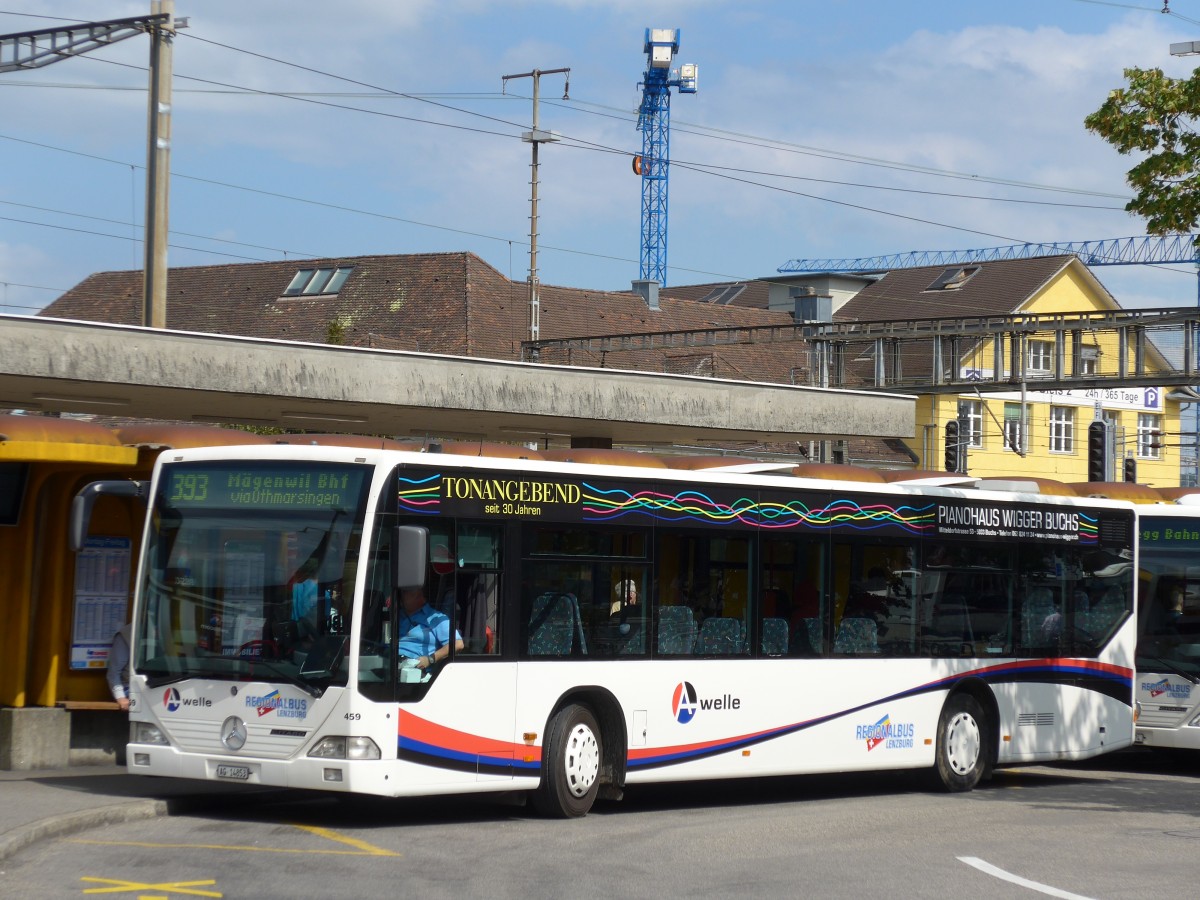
[532,704,602,818]
[934,693,987,792]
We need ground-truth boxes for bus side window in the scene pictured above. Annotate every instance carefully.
[457,573,499,654]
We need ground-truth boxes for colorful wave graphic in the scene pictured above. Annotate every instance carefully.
[1077,513,1099,543]
[581,482,938,533]
[397,473,442,515]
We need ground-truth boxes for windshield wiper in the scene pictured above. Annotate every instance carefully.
[1137,654,1199,684]
[245,659,327,698]
[144,672,192,689]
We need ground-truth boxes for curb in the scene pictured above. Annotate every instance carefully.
[0,799,168,862]
[0,789,292,863]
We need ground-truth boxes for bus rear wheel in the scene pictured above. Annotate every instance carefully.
[934,693,988,792]
[532,704,602,818]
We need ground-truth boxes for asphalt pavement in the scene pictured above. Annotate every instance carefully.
[0,764,285,862]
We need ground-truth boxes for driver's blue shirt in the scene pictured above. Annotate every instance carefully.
[398,603,459,658]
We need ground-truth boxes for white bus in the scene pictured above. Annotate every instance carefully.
[74,445,1137,816]
[1134,496,1200,750]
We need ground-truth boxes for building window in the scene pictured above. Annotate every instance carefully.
[962,400,984,448]
[925,266,980,292]
[283,266,354,296]
[1078,346,1099,376]
[1049,406,1074,453]
[1003,403,1027,454]
[1138,413,1163,459]
[1028,340,1053,375]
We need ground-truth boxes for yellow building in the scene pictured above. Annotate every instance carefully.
[829,256,1183,487]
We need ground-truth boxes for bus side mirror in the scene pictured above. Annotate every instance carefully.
[393,525,428,590]
[70,480,149,551]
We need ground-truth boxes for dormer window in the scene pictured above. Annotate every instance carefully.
[284,266,353,296]
[925,266,979,292]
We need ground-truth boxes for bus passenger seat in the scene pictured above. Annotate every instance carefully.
[834,617,879,654]
[761,617,789,656]
[528,592,581,656]
[657,605,696,655]
[1020,588,1055,647]
[698,617,743,655]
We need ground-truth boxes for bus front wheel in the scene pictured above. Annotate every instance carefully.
[532,704,602,818]
[934,693,988,792]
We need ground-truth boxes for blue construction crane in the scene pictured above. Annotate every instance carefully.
[778,234,1200,274]
[635,28,697,287]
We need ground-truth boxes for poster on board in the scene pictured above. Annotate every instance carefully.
[70,536,132,670]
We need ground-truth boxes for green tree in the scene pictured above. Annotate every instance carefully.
[1085,66,1200,237]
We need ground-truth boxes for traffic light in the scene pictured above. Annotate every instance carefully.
[1123,456,1137,483]
[944,419,961,473]
[1087,420,1107,482]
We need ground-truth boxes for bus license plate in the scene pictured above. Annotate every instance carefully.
[216,764,251,780]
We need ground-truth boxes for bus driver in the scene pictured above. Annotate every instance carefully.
[398,587,464,670]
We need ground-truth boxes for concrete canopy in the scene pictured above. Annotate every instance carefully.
[0,316,913,445]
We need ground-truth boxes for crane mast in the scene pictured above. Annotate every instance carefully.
[636,28,696,287]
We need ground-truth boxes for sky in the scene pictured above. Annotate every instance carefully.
[4,0,1200,318]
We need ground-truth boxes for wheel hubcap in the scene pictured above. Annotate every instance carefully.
[945,711,981,776]
[563,723,600,798]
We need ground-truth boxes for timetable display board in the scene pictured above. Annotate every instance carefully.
[70,536,132,670]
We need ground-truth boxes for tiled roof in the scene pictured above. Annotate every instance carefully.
[45,252,1098,466]
[832,255,1082,323]
[41,252,803,385]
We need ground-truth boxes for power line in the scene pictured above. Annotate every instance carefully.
[668,160,1127,211]
[6,20,1141,226]
[0,5,1170,202]
[0,198,322,257]
[0,280,65,292]
[548,96,1133,202]
[0,214,276,262]
[0,14,1177,286]
[670,161,1194,276]
[173,30,1138,208]
[79,51,1143,244]
[183,31,1144,204]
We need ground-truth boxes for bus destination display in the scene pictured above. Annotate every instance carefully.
[165,464,366,510]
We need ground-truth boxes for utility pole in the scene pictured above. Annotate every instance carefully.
[0,7,184,328]
[143,0,177,329]
[502,67,569,342]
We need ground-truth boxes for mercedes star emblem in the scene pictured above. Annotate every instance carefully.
[220,716,247,751]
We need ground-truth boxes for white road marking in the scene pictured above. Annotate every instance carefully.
[957,857,1097,900]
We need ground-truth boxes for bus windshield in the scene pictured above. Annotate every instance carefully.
[1138,515,1200,681]
[135,460,371,691]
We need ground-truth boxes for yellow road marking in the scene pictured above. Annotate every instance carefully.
[80,875,220,897]
[290,823,398,856]
[72,825,397,858]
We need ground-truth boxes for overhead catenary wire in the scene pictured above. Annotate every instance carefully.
[2,72,1160,280]
[0,7,1192,288]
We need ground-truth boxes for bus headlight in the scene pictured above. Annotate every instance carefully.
[131,721,168,746]
[308,736,381,760]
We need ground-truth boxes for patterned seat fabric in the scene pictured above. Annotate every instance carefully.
[1020,588,1055,647]
[528,592,585,656]
[657,605,696,654]
[804,617,822,653]
[834,616,879,654]
[698,617,743,655]
[1086,588,1125,638]
[761,617,789,656]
